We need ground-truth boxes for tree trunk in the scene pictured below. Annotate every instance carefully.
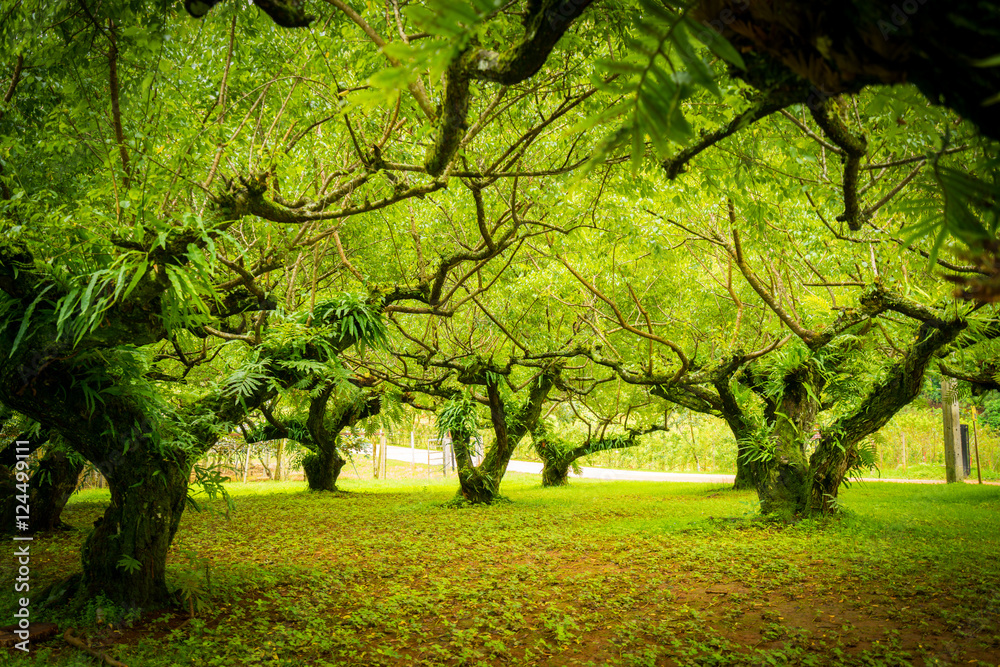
[540,457,571,486]
[456,469,499,503]
[455,472,498,503]
[808,437,859,513]
[530,425,570,487]
[453,432,504,502]
[302,384,381,492]
[451,374,556,504]
[303,449,345,492]
[751,366,819,520]
[248,388,379,493]
[804,320,968,512]
[754,440,811,519]
[2,431,82,533]
[732,445,755,490]
[20,448,83,532]
[0,343,278,609]
[712,382,760,492]
[80,442,190,608]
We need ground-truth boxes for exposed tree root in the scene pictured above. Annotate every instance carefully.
[64,628,128,667]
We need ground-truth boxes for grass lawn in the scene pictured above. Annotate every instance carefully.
[3,473,1000,666]
[860,463,1000,482]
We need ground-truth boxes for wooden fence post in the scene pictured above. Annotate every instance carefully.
[242,443,251,484]
[380,430,388,478]
[942,378,964,483]
[972,409,982,485]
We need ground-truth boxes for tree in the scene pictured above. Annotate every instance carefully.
[244,383,384,492]
[445,367,558,504]
[0,414,83,534]
[548,87,1000,515]
[0,0,604,605]
[531,420,666,486]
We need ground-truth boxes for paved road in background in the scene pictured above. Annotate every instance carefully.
[383,445,998,485]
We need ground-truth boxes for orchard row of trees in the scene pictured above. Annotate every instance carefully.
[1,0,998,609]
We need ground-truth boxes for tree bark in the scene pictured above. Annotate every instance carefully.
[808,319,968,511]
[712,378,759,491]
[80,445,189,607]
[541,458,572,487]
[453,432,498,503]
[6,447,84,533]
[731,445,755,490]
[751,364,821,519]
[302,449,346,492]
[453,373,556,503]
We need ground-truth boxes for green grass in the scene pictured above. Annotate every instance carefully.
[859,462,1000,482]
[4,477,1000,666]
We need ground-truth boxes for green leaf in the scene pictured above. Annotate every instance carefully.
[55,287,82,340]
[683,16,746,69]
[10,286,53,356]
[122,260,149,300]
[972,53,1000,68]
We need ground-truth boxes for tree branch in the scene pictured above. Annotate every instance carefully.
[107,23,131,190]
[423,0,594,176]
[810,98,867,231]
[557,255,689,383]
[322,0,435,119]
[663,95,794,179]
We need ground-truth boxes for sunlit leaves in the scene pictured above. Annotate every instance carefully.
[361,0,503,104]
[900,160,1000,263]
[585,0,744,171]
[311,293,389,354]
[437,392,480,443]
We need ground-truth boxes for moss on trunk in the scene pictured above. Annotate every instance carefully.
[81,447,190,606]
[452,372,558,504]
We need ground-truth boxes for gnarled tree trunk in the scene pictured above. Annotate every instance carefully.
[0,343,275,608]
[807,319,968,512]
[302,448,346,492]
[302,385,380,491]
[251,385,382,492]
[541,455,572,487]
[752,367,820,519]
[454,432,498,503]
[453,373,556,504]
[80,439,189,607]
